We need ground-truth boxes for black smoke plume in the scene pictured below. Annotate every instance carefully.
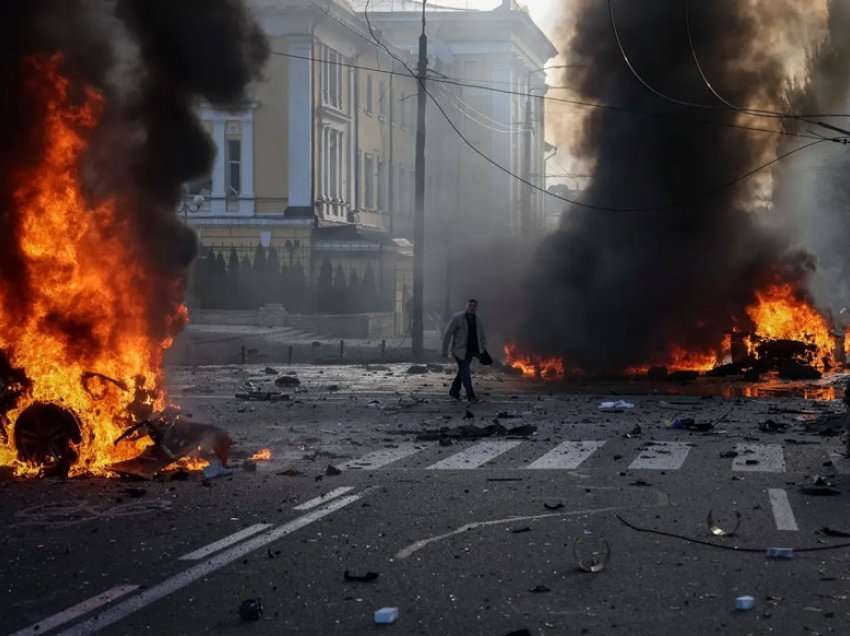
[519,0,832,372]
[0,1,267,349]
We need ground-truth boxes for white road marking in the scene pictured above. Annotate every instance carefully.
[828,450,850,475]
[628,442,691,470]
[293,486,355,511]
[57,494,363,636]
[426,440,523,470]
[10,584,139,636]
[768,488,799,531]
[733,444,785,472]
[178,523,273,561]
[525,441,605,470]
[337,443,425,470]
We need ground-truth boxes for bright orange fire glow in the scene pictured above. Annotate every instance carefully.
[249,448,272,462]
[503,344,565,380]
[746,284,833,361]
[0,56,186,477]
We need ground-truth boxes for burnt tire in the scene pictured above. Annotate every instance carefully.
[14,403,82,473]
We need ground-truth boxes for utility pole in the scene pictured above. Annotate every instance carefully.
[412,1,427,360]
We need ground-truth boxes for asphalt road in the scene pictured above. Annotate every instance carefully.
[3,364,850,635]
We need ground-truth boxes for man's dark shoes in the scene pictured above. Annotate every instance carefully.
[467,396,480,404]
[449,391,461,400]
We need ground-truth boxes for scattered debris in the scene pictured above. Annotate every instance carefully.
[242,460,257,473]
[800,485,841,496]
[736,596,755,611]
[263,367,278,375]
[508,526,532,534]
[234,390,290,401]
[121,487,146,498]
[407,365,429,374]
[274,375,301,387]
[573,537,610,573]
[276,468,303,477]
[528,584,551,593]
[625,424,642,438]
[416,422,536,442]
[543,502,564,511]
[758,419,789,433]
[819,527,850,538]
[463,409,475,419]
[325,465,342,477]
[719,451,738,459]
[202,459,233,480]
[344,570,379,583]
[766,547,794,559]
[668,417,714,431]
[707,510,741,537]
[599,400,634,411]
[629,479,652,487]
[374,607,399,624]
[238,598,263,621]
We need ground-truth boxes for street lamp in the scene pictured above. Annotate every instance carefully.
[521,64,584,238]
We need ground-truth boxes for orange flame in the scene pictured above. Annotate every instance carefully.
[249,448,272,462]
[0,56,186,477]
[746,284,833,361]
[503,344,565,380]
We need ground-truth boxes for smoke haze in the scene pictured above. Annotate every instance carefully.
[519,0,849,372]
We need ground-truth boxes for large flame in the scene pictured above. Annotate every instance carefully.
[746,283,833,358]
[0,56,186,476]
[506,284,835,378]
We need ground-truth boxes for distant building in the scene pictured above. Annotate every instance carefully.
[181,0,556,333]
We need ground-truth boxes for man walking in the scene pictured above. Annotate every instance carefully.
[442,299,488,402]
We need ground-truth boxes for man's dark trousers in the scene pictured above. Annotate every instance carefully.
[451,354,476,399]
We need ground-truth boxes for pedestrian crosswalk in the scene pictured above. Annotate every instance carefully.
[335,438,846,474]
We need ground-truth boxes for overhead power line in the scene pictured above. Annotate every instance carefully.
[357,3,833,212]
[269,50,831,143]
[609,0,850,125]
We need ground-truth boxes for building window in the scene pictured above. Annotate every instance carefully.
[366,75,374,114]
[378,79,387,117]
[321,127,344,210]
[225,138,241,198]
[377,159,386,211]
[321,45,343,110]
[364,153,375,209]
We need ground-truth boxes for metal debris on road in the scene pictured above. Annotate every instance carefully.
[528,584,551,593]
[374,607,399,624]
[238,598,263,621]
[325,464,342,476]
[707,510,741,537]
[599,400,634,411]
[543,502,564,511]
[573,537,610,573]
[766,547,794,559]
[344,570,379,583]
[735,596,755,611]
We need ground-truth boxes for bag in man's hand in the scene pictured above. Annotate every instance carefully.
[478,350,493,366]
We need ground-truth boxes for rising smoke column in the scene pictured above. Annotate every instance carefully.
[519,0,821,372]
[0,1,267,354]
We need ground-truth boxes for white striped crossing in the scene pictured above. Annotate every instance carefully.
[733,443,785,472]
[629,442,691,470]
[337,443,426,470]
[329,439,842,474]
[525,440,605,469]
[767,488,799,531]
[426,440,522,470]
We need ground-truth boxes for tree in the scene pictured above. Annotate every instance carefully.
[267,246,281,305]
[332,264,348,314]
[316,258,334,313]
[362,263,379,312]
[226,248,241,309]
